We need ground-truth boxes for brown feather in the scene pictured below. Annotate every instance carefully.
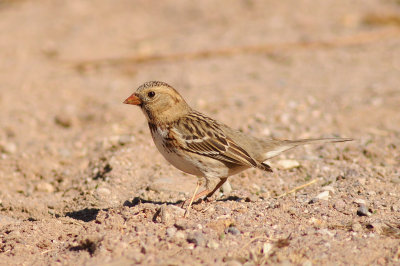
[172,111,268,170]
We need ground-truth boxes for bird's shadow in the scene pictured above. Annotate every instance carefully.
[123,195,244,207]
[122,196,184,207]
[65,207,105,222]
[63,198,183,223]
[63,196,246,223]
[218,195,243,202]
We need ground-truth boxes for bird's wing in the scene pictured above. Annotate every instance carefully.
[172,111,271,171]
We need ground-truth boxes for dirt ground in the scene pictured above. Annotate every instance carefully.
[0,0,400,265]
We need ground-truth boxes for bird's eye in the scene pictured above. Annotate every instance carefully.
[147,91,155,98]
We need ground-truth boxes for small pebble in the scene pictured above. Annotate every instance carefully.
[295,194,308,203]
[58,148,71,158]
[187,232,206,247]
[333,199,346,212]
[175,231,185,239]
[372,201,382,209]
[354,198,366,205]
[54,114,72,128]
[391,205,400,212]
[309,191,330,203]
[251,184,260,191]
[108,136,121,147]
[225,260,242,266]
[357,204,371,217]
[377,257,386,265]
[262,243,273,254]
[207,240,220,249]
[95,187,111,197]
[391,178,400,185]
[309,217,324,227]
[268,200,280,209]
[288,207,297,215]
[160,205,185,225]
[316,191,330,200]
[245,194,259,203]
[174,219,190,230]
[369,223,384,234]
[352,223,363,232]
[35,182,55,193]
[319,229,335,237]
[302,260,313,266]
[262,127,271,136]
[118,135,134,145]
[221,182,232,195]
[0,142,17,154]
[215,206,231,215]
[204,205,215,214]
[226,226,240,235]
[322,186,335,194]
[276,159,300,170]
[166,227,177,237]
[0,214,21,227]
[358,178,366,185]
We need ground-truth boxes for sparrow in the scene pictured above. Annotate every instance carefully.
[124,81,351,214]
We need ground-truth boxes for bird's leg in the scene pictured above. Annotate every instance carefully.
[204,178,228,201]
[181,178,228,210]
[181,181,211,208]
[184,180,201,217]
[181,188,211,207]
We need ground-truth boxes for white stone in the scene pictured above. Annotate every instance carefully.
[166,227,177,237]
[221,181,232,195]
[0,142,17,154]
[276,159,300,170]
[175,231,185,239]
[262,243,273,254]
[322,186,335,194]
[96,187,111,196]
[315,191,330,201]
[35,182,55,193]
[354,198,366,205]
[262,127,271,136]
[319,229,335,237]
[207,240,220,249]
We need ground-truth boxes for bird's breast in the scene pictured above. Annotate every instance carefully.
[149,123,204,177]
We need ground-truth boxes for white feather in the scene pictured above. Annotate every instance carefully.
[263,146,290,160]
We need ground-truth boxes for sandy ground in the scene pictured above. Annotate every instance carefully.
[0,0,400,265]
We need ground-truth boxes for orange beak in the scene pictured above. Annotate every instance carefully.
[123,93,142,105]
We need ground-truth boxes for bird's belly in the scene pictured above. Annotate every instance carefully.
[228,165,250,176]
[151,129,203,176]
[150,126,250,179]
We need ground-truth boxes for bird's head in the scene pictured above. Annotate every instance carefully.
[123,81,191,123]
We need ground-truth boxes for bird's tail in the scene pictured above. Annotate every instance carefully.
[262,137,353,160]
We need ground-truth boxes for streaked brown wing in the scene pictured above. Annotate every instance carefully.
[172,111,259,168]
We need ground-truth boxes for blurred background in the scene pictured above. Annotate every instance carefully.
[0,0,399,264]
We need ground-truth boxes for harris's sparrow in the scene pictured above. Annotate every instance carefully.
[124,81,351,213]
